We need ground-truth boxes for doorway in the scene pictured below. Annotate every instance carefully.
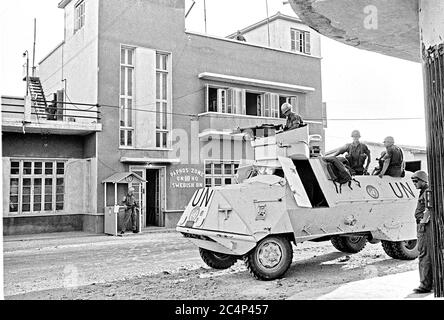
[146,169,161,227]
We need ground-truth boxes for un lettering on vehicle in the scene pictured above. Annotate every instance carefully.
[179,188,214,227]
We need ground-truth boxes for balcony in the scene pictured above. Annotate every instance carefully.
[1,96,102,135]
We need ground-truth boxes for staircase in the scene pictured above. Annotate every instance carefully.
[27,77,47,117]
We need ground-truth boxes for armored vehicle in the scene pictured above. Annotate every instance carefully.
[176,124,419,280]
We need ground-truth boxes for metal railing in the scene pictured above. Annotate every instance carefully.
[2,97,101,124]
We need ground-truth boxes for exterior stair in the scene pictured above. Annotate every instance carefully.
[27,77,47,117]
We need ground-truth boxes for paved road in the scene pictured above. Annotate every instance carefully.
[4,230,205,297]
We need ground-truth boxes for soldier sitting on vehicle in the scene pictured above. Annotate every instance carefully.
[333,130,371,175]
[376,136,405,178]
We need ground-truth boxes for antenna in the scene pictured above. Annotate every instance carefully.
[185,0,196,18]
[266,0,270,46]
[32,18,37,77]
[204,0,207,33]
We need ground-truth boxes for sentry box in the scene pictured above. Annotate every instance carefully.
[176,124,419,280]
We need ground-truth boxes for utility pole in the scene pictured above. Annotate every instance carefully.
[419,0,444,297]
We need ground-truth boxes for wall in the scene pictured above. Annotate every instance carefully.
[39,0,100,122]
[94,0,324,215]
[3,215,83,235]
[2,133,85,159]
[240,17,322,57]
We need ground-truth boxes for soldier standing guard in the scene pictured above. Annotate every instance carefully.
[121,187,139,234]
[411,170,433,293]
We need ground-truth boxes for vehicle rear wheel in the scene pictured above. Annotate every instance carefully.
[244,236,293,281]
[199,248,238,269]
[381,239,419,260]
[331,235,367,253]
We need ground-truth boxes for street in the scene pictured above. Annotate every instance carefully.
[3,230,419,300]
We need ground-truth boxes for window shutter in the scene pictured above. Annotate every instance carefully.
[241,89,246,115]
[233,88,243,114]
[296,30,302,52]
[271,93,279,118]
[290,96,299,114]
[291,29,295,51]
[263,93,272,117]
[305,32,311,54]
[205,84,209,112]
[227,88,233,114]
[257,95,262,116]
[217,89,226,113]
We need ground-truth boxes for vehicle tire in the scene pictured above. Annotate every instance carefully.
[381,239,419,260]
[199,248,238,269]
[331,235,367,253]
[244,236,293,281]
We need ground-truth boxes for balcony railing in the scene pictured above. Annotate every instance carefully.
[1,96,102,135]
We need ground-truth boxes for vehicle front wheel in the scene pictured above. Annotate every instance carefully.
[331,235,367,253]
[244,235,293,281]
[199,248,238,269]
[381,239,419,260]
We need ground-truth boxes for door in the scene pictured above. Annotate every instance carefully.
[146,169,161,226]
[130,169,146,227]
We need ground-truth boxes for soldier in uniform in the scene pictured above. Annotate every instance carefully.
[121,186,139,234]
[280,102,304,131]
[334,130,371,175]
[378,136,405,178]
[411,170,433,293]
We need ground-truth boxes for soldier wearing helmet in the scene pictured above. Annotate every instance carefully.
[333,130,371,175]
[377,136,405,178]
[280,102,304,131]
[121,186,139,234]
[411,170,433,294]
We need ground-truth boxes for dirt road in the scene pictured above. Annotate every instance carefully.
[4,231,418,300]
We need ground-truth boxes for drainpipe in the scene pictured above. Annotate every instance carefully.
[419,0,444,298]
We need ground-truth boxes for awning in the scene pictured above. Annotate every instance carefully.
[120,157,181,164]
[198,72,315,93]
[102,172,146,184]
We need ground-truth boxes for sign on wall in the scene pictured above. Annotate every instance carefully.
[170,167,204,189]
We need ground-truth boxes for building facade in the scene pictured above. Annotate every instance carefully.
[2,0,326,234]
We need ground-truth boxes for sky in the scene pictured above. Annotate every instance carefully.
[0,0,426,151]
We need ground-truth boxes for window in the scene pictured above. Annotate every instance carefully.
[205,161,239,187]
[74,0,85,32]
[9,160,65,214]
[291,29,310,54]
[156,52,170,148]
[120,47,135,147]
[207,87,245,115]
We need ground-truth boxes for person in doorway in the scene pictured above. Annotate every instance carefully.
[121,187,139,234]
[333,130,371,175]
[411,170,433,294]
[235,30,246,42]
[280,102,304,131]
[377,136,405,178]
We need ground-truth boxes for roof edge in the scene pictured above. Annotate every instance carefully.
[227,12,303,38]
[58,0,72,9]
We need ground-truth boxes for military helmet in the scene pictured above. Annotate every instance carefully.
[281,103,292,114]
[351,130,361,138]
[383,136,395,144]
[411,170,428,183]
